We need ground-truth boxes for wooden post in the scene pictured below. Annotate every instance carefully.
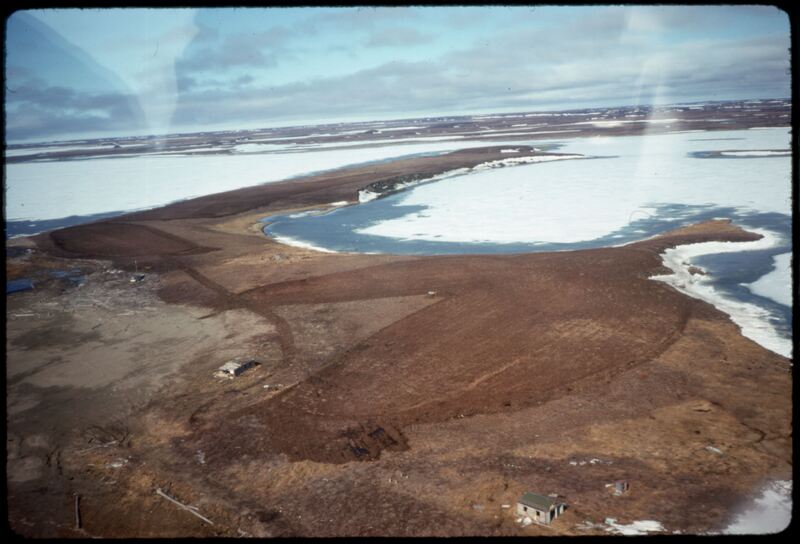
[74,494,81,530]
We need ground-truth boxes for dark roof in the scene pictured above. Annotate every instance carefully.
[518,492,557,511]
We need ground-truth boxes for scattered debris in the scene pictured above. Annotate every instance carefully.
[214,358,259,379]
[195,450,206,465]
[155,487,214,525]
[605,480,630,496]
[129,274,146,284]
[107,458,129,469]
[77,440,119,454]
[692,401,714,412]
[575,520,606,531]
[6,246,34,258]
[49,269,86,286]
[569,457,610,466]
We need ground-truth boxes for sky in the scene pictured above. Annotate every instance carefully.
[4,6,791,143]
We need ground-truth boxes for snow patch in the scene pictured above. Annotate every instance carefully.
[271,235,339,253]
[472,154,583,170]
[234,143,295,153]
[5,144,120,156]
[604,518,665,535]
[358,190,380,203]
[720,150,790,157]
[474,129,581,136]
[375,126,421,132]
[569,118,679,128]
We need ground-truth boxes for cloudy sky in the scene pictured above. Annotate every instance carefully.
[5,6,791,143]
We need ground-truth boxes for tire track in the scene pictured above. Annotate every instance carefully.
[165,259,298,362]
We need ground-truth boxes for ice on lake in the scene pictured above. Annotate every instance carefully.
[358,128,791,244]
[4,137,539,223]
[745,252,792,308]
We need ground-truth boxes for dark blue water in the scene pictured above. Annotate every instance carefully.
[6,210,131,239]
[5,267,87,295]
[263,198,788,255]
[690,212,793,341]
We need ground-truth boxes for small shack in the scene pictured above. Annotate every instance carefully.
[517,492,566,525]
[214,358,259,379]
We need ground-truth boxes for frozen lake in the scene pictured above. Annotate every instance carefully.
[263,128,790,249]
[352,128,791,244]
[3,136,549,228]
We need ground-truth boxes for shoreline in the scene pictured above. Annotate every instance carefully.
[261,201,792,362]
[650,228,792,359]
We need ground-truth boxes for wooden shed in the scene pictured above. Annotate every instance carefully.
[517,492,566,525]
[214,358,258,379]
